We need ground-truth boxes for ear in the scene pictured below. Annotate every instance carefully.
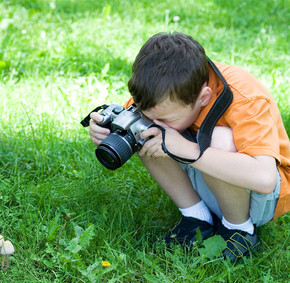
[199,86,212,106]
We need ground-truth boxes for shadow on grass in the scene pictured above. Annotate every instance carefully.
[0,124,289,281]
[0,128,174,241]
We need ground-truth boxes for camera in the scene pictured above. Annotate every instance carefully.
[82,104,154,170]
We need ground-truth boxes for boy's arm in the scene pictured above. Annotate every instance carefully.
[193,148,277,194]
[140,121,277,194]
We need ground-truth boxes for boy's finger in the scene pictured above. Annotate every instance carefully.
[89,123,110,135]
[90,112,104,123]
[140,127,160,139]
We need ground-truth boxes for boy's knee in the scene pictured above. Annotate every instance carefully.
[210,126,237,152]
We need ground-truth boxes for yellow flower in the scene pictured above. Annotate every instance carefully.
[101,260,111,268]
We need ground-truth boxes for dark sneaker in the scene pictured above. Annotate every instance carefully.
[164,216,214,248]
[216,223,259,261]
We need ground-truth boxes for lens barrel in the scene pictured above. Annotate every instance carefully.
[95,132,137,170]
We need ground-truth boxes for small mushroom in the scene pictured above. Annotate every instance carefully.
[1,240,15,269]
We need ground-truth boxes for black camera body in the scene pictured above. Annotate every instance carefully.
[95,104,154,170]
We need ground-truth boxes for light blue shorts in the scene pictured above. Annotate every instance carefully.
[180,164,281,226]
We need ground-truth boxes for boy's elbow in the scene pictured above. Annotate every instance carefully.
[253,156,277,194]
[258,171,277,194]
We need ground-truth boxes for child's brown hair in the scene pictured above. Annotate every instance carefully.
[128,32,209,111]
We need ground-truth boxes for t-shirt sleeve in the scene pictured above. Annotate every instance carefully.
[123,97,134,109]
[227,97,281,162]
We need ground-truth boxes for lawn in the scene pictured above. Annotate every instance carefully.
[0,0,289,281]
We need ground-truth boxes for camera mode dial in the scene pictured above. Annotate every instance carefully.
[112,106,124,115]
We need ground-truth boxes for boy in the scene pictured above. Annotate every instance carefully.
[89,32,290,261]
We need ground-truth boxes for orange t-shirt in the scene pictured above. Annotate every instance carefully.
[124,62,290,219]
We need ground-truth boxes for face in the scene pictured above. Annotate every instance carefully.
[141,97,202,132]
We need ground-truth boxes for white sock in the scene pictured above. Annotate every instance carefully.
[179,200,213,225]
[222,216,254,234]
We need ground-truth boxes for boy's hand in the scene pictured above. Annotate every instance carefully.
[89,112,110,146]
[139,120,199,159]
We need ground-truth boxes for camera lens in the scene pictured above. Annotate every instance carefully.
[96,145,121,169]
[95,132,137,170]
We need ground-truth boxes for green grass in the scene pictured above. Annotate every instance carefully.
[0,0,289,281]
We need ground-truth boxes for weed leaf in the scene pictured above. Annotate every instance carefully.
[79,224,95,247]
[198,235,227,259]
[66,238,82,254]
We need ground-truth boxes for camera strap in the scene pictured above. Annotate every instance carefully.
[157,58,233,164]
[80,104,109,127]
